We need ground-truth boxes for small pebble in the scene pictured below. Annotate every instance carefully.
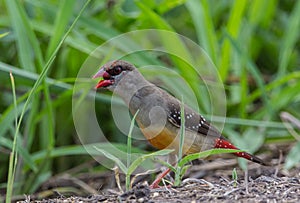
[138,197,144,202]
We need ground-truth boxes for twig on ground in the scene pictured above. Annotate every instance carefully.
[274,150,283,177]
[130,168,158,187]
[113,166,123,193]
[66,174,100,194]
[223,188,240,196]
[161,178,173,194]
[282,186,300,198]
[182,178,214,188]
[244,168,249,195]
[23,194,31,203]
[280,112,300,141]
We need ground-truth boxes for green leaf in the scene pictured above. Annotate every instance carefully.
[284,142,300,170]
[277,0,300,79]
[186,0,217,63]
[178,149,242,168]
[5,0,36,72]
[127,110,140,168]
[152,157,176,172]
[94,147,128,174]
[0,32,9,38]
[219,0,247,81]
[46,0,75,59]
[127,149,173,175]
[31,143,146,161]
[232,168,238,187]
[225,32,272,116]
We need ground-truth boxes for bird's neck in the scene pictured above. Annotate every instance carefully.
[111,69,152,106]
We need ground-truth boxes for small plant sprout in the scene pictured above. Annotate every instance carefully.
[232,168,238,187]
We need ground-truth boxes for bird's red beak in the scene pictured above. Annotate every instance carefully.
[93,68,114,89]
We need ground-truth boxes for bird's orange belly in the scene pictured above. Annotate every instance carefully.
[142,127,175,150]
[138,123,199,154]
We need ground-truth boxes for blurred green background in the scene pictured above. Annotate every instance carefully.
[0,0,300,199]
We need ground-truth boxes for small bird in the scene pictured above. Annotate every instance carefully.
[93,60,269,188]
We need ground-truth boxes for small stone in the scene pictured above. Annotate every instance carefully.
[138,197,144,202]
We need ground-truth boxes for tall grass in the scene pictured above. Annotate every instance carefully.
[0,0,299,199]
[2,0,92,199]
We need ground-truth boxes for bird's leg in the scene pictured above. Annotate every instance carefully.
[149,167,172,189]
[149,154,177,189]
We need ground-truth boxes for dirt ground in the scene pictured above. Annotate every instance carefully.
[17,144,300,203]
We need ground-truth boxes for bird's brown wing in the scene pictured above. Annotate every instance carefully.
[166,99,223,141]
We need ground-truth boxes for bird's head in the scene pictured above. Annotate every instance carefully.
[93,60,135,90]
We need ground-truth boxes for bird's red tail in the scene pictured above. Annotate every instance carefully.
[214,138,269,166]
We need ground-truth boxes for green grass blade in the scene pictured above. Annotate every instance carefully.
[178,97,185,163]
[152,157,176,172]
[5,0,35,72]
[0,102,24,138]
[135,1,208,112]
[5,0,45,72]
[232,168,238,187]
[0,62,115,105]
[46,0,75,59]
[134,1,193,64]
[249,71,300,103]
[6,73,18,203]
[285,142,300,170]
[94,147,127,174]
[0,93,38,172]
[6,153,15,203]
[219,0,247,81]
[210,115,288,129]
[277,0,300,79]
[0,134,37,172]
[0,62,75,92]
[127,149,174,176]
[175,97,185,186]
[0,32,9,38]
[178,149,241,168]
[127,110,140,168]
[248,0,277,27]
[186,0,217,63]
[30,143,146,161]
[125,109,140,191]
[225,32,272,116]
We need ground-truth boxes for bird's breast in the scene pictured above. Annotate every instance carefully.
[137,120,209,155]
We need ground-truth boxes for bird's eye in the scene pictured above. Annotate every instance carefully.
[113,66,122,75]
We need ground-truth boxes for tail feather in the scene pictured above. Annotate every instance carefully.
[214,138,271,166]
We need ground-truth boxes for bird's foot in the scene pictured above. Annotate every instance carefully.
[149,168,172,189]
[149,182,172,189]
